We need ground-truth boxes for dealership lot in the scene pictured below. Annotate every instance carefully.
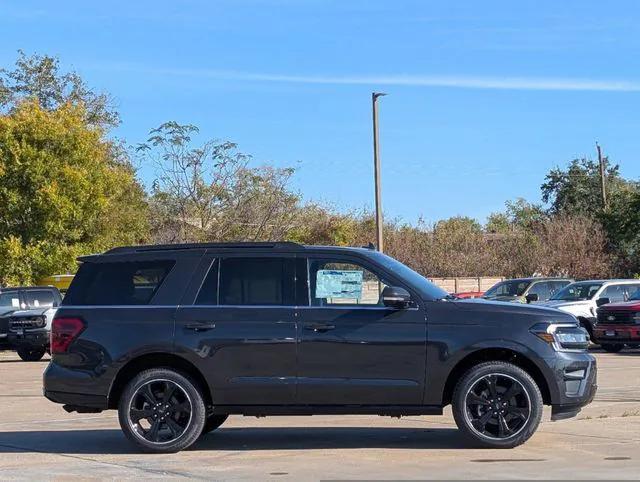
[0,349,638,480]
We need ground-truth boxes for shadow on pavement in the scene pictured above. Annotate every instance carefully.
[0,426,472,454]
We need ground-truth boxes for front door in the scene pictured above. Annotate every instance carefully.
[296,254,427,406]
[174,254,299,406]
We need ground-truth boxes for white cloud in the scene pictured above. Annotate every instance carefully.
[98,63,640,92]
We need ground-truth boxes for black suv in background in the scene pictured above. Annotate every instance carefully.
[1,286,62,360]
[44,243,596,453]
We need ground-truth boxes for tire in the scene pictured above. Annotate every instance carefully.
[601,343,624,353]
[578,318,594,341]
[118,368,206,453]
[452,361,543,449]
[202,414,228,435]
[16,347,46,361]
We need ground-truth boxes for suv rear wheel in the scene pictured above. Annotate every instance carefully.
[17,347,46,361]
[452,361,543,448]
[118,368,206,453]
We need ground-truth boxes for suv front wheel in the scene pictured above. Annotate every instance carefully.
[17,347,46,362]
[452,361,543,448]
[118,368,206,453]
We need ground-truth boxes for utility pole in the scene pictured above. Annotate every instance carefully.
[596,142,608,211]
[372,92,386,252]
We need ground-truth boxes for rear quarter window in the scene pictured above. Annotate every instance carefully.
[64,260,175,306]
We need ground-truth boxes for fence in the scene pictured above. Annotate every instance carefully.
[429,277,504,293]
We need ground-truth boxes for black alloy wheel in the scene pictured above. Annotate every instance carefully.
[118,368,206,453]
[128,379,192,444]
[464,374,530,440]
[452,361,543,448]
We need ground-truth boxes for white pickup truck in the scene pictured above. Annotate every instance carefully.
[542,279,640,340]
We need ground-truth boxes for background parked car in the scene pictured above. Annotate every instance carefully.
[593,286,640,353]
[543,279,640,340]
[482,278,573,304]
[0,286,62,360]
[452,291,484,299]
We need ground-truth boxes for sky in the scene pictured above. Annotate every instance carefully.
[2,0,640,224]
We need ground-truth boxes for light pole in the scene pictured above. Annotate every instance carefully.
[372,92,386,252]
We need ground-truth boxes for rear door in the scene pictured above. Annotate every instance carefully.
[174,253,300,406]
[296,253,427,405]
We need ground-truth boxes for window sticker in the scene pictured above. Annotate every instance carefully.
[11,298,19,308]
[315,270,363,299]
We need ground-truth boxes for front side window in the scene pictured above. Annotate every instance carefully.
[64,260,175,306]
[527,282,551,300]
[600,284,627,303]
[24,290,57,308]
[309,259,387,306]
[218,257,295,306]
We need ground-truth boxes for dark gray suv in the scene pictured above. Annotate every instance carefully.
[44,242,596,452]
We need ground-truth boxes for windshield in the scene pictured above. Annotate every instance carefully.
[484,280,529,298]
[0,292,19,308]
[367,251,449,300]
[550,282,603,301]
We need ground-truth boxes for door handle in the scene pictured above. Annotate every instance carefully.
[184,322,216,332]
[305,323,336,332]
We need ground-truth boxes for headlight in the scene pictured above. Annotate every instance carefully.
[531,322,590,351]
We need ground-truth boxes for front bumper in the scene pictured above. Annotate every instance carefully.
[593,324,640,344]
[545,351,597,421]
[8,329,49,349]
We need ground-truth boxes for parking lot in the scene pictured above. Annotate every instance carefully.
[0,349,638,480]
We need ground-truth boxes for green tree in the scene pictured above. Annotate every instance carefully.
[140,121,302,243]
[541,157,630,215]
[0,50,119,128]
[0,100,148,285]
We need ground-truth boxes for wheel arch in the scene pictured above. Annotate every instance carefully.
[441,347,552,406]
[108,353,212,409]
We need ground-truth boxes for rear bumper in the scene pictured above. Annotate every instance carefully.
[593,324,640,344]
[43,361,109,410]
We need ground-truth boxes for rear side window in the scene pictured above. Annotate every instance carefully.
[64,260,175,306]
[217,257,295,306]
[24,290,57,308]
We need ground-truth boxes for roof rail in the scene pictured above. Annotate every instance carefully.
[104,241,304,255]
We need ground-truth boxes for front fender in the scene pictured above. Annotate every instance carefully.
[424,336,559,406]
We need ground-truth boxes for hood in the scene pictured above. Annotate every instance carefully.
[0,307,17,318]
[599,300,640,311]
[7,307,51,317]
[455,297,569,318]
[542,299,591,309]
[482,294,522,303]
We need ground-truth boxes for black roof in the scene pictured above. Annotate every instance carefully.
[0,286,60,292]
[103,241,306,255]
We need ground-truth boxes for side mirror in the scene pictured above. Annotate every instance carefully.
[382,286,412,309]
[596,297,610,307]
[525,293,539,304]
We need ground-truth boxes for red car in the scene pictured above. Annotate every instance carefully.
[453,291,484,299]
[594,290,640,353]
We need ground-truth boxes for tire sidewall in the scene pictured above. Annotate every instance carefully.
[452,361,543,448]
[118,368,206,453]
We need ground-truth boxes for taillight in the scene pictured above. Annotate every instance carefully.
[51,317,85,354]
